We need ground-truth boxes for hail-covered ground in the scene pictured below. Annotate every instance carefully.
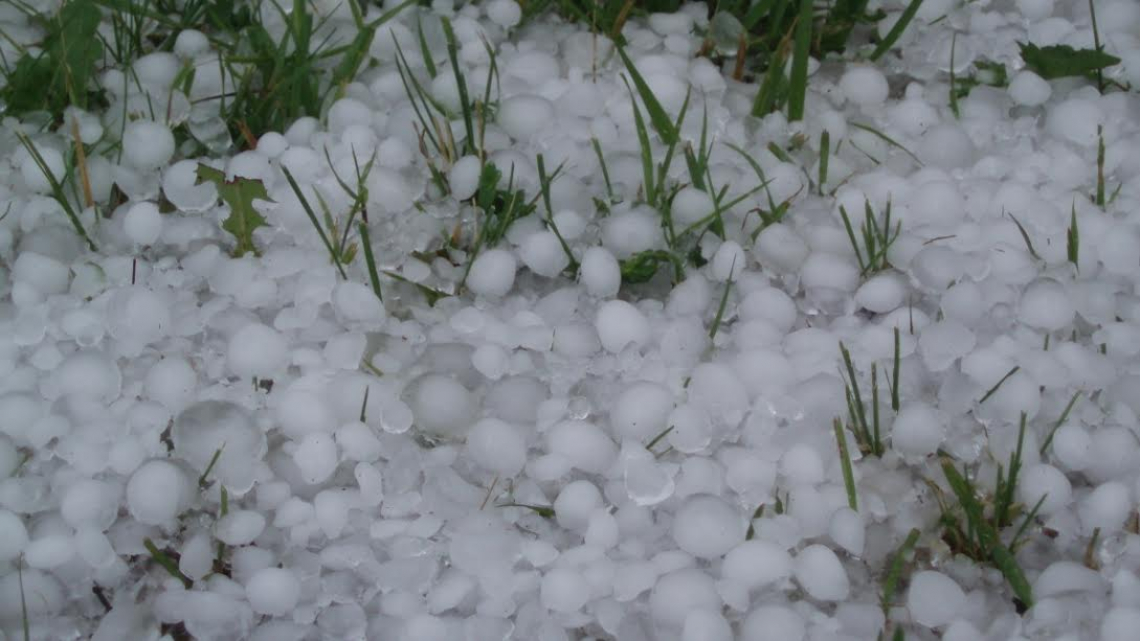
[3,0,1140,639]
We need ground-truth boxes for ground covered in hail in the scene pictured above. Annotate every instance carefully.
[2,0,1140,639]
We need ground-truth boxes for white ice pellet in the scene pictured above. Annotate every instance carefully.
[127,460,190,526]
[611,382,674,441]
[602,208,665,259]
[61,479,116,529]
[246,567,301,616]
[1051,424,1091,470]
[498,94,555,140]
[13,252,69,295]
[56,350,121,400]
[711,241,745,282]
[1047,98,1102,147]
[215,510,267,546]
[173,29,209,58]
[907,571,966,628]
[1009,71,1051,107]
[840,66,889,107]
[580,247,621,298]
[546,420,617,474]
[554,480,603,531]
[519,230,570,277]
[595,300,650,353]
[649,569,722,629]
[721,540,793,590]
[0,509,28,562]
[794,544,849,601]
[228,323,288,378]
[672,187,714,227]
[741,605,804,641]
[1102,608,1140,641]
[1017,464,1072,515]
[1019,278,1074,331]
[1079,481,1132,533]
[540,567,590,613]
[918,123,976,169]
[891,403,945,457]
[467,249,517,297]
[466,418,527,476]
[486,0,522,27]
[449,156,482,201]
[293,433,339,484]
[333,280,385,323]
[408,374,475,437]
[855,272,906,313]
[123,120,176,171]
[124,201,163,245]
[801,252,859,292]
[672,494,745,559]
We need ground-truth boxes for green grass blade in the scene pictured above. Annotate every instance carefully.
[358,221,383,302]
[870,0,925,61]
[624,79,657,205]
[143,538,193,589]
[416,17,438,79]
[838,205,868,272]
[787,0,813,121]
[834,418,858,511]
[709,258,736,340]
[849,122,923,166]
[592,137,615,200]
[818,129,830,195]
[978,366,1020,405]
[1040,391,1082,456]
[281,165,348,280]
[881,527,921,614]
[1068,202,1080,270]
[441,17,476,156]
[891,326,901,412]
[617,46,678,144]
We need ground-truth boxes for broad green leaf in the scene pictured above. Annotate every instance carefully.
[1019,42,1120,80]
[196,164,271,257]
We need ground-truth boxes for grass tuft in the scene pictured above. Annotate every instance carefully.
[839,199,900,277]
[839,341,886,457]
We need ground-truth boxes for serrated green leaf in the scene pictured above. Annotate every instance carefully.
[1018,42,1120,80]
[196,164,272,257]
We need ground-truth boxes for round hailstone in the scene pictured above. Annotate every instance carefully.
[580,247,621,298]
[1015,0,1055,21]
[126,460,190,526]
[918,124,976,169]
[1008,70,1051,107]
[1019,278,1074,331]
[891,402,945,457]
[60,479,116,529]
[406,374,475,437]
[855,272,906,313]
[828,507,865,556]
[13,252,69,295]
[123,120,176,170]
[465,418,527,476]
[610,381,674,440]
[467,249,517,297]
[215,510,267,546]
[163,159,217,212]
[124,201,163,245]
[741,605,805,641]
[173,29,209,58]
[649,569,722,629]
[801,252,859,293]
[918,320,975,372]
[1100,227,1140,276]
[673,494,745,559]
[672,187,714,227]
[498,94,555,141]
[540,568,590,613]
[711,241,746,282]
[1079,481,1131,533]
[1102,608,1140,641]
[246,567,301,616]
[546,420,617,475]
[1046,98,1101,147]
[554,481,604,531]
[839,66,888,107]
[601,209,664,259]
[519,230,570,277]
[907,571,965,628]
[721,540,793,590]
[57,350,121,401]
[333,281,384,323]
[449,156,481,201]
[228,323,288,379]
[0,509,28,562]
[682,610,732,641]
[595,300,650,353]
[486,0,522,27]
[1017,464,1072,515]
[293,433,338,484]
[20,146,65,194]
[793,544,849,601]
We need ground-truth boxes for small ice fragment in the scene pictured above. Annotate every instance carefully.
[580,247,621,298]
[124,201,163,245]
[246,567,300,616]
[228,323,287,378]
[595,300,650,353]
[466,418,527,476]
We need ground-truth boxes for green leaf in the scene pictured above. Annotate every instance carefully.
[620,250,676,284]
[616,47,678,145]
[196,164,272,257]
[1018,42,1120,80]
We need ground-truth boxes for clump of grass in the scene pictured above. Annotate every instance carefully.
[839,199,901,277]
[928,413,1040,610]
[839,341,886,457]
[14,131,98,251]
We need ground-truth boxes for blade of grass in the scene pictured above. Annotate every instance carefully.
[978,366,1020,405]
[1096,125,1105,208]
[416,17,437,79]
[536,154,579,273]
[787,0,812,121]
[1039,390,1082,455]
[617,47,678,144]
[709,257,736,340]
[1006,210,1041,260]
[880,527,921,615]
[143,538,193,589]
[441,17,476,156]
[849,122,923,166]
[592,137,615,201]
[834,418,858,511]
[15,132,96,251]
[818,129,830,195]
[625,79,657,205]
[358,220,383,302]
[1068,202,1080,270]
[891,326,901,412]
[197,445,224,489]
[280,165,348,280]
[870,0,925,61]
